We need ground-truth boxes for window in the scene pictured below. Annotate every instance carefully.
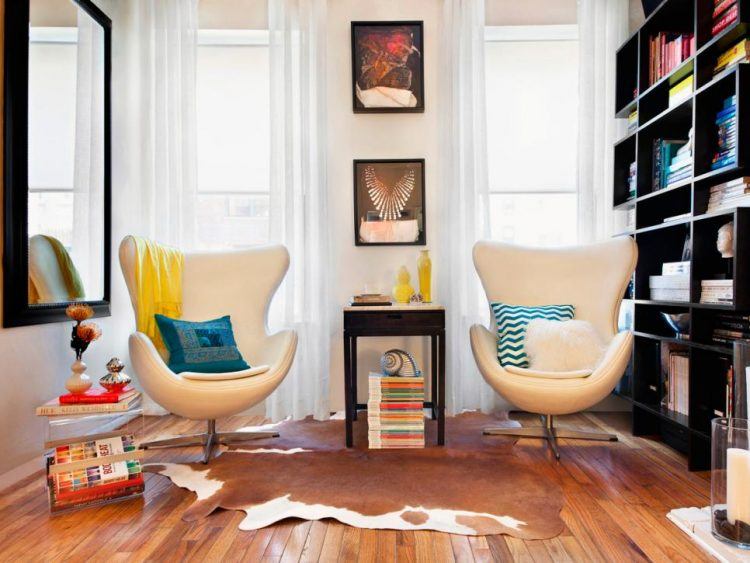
[28,27,77,247]
[195,30,270,250]
[485,25,579,246]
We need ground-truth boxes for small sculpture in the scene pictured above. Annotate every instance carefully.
[717,221,734,258]
[380,349,420,377]
[393,265,415,303]
[99,358,132,393]
[410,293,424,303]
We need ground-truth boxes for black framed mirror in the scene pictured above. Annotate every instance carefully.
[4,0,111,327]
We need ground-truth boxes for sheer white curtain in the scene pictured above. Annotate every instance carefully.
[72,7,105,299]
[577,0,629,242]
[266,0,331,421]
[114,0,198,248]
[439,0,500,414]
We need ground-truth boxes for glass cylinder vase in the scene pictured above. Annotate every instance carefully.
[712,418,750,549]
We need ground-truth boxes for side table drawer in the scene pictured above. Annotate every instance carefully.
[344,310,445,331]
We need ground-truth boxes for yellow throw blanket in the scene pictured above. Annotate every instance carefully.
[132,236,184,350]
[41,235,85,300]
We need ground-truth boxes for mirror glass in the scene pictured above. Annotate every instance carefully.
[27,0,105,305]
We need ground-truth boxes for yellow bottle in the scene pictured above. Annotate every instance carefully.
[417,249,432,302]
[393,266,415,304]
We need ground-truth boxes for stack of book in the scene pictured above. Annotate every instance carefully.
[650,273,690,302]
[350,294,392,307]
[648,32,695,86]
[367,372,424,449]
[707,177,750,212]
[628,162,637,200]
[714,38,750,75]
[627,109,638,133]
[652,138,690,190]
[711,95,737,170]
[700,279,734,304]
[712,0,739,38]
[36,387,141,416]
[46,432,144,513]
[663,350,689,416]
[668,75,693,108]
[712,313,750,346]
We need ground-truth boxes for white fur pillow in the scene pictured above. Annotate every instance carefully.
[524,319,606,372]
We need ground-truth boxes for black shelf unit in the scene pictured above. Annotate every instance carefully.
[613,0,750,470]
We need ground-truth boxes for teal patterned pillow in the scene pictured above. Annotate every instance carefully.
[491,303,575,368]
[155,314,250,374]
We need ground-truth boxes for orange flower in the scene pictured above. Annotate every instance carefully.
[76,322,102,343]
[66,304,94,322]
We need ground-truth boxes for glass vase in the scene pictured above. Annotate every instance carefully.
[711,418,750,548]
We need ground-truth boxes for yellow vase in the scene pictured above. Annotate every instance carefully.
[417,250,432,303]
[393,266,415,304]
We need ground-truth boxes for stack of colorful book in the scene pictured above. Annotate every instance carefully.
[627,109,638,133]
[707,177,750,212]
[367,372,424,449]
[700,279,734,304]
[714,38,750,75]
[668,75,693,108]
[648,32,695,86]
[36,387,141,416]
[712,313,750,346]
[712,0,739,38]
[711,95,737,170]
[652,138,690,190]
[46,432,144,513]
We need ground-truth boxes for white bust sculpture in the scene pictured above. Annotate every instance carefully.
[717,221,734,258]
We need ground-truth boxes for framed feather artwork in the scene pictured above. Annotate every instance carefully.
[353,159,426,246]
[351,21,424,113]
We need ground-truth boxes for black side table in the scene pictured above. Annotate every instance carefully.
[343,304,446,447]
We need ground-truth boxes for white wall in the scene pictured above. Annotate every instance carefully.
[326,0,441,411]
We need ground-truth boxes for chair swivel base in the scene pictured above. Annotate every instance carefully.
[483,414,617,460]
[142,419,279,464]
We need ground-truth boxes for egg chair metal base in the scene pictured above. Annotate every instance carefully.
[483,415,617,460]
[142,419,280,464]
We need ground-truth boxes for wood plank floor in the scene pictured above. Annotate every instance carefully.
[0,412,712,562]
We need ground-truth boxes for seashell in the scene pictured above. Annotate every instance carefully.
[380,349,420,377]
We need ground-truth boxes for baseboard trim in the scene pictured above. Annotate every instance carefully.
[0,457,43,493]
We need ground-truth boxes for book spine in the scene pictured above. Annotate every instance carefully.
[713,5,738,36]
[37,400,138,416]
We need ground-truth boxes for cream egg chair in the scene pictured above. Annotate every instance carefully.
[470,237,637,459]
[119,236,298,463]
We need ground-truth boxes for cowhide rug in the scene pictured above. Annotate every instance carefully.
[145,412,564,538]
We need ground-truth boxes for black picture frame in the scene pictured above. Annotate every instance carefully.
[351,21,424,114]
[3,0,112,327]
[353,159,426,246]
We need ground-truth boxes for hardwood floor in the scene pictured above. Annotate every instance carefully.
[0,412,712,562]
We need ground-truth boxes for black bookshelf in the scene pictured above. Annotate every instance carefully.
[613,0,750,470]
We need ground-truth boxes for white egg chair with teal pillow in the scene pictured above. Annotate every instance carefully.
[119,236,297,463]
[470,237,638,459]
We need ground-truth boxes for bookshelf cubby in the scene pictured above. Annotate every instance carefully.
[613,0,750,470]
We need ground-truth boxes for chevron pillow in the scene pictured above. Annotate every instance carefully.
[491,303,575,368]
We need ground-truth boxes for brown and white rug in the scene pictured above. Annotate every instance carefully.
[146,412,564,538]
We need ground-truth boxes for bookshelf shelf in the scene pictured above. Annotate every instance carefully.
[614,0,750,469]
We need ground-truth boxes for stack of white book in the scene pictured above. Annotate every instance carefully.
[706,177,750,213]
[700,279,733,304]
[650,274,690,302]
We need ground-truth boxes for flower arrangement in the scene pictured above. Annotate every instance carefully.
[66,304,102,360]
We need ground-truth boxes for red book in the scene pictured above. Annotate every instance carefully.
[713,4,738,36]
[59,386,136,405]
[714,0,736,19]
[52,475,145,503]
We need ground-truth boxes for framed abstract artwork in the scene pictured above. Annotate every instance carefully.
[351,21,424,113]
[353,159,426,246]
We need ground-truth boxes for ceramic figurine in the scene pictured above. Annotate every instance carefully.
[417,249,432,302]
[100,358,132,393]
[393,266,415,304]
